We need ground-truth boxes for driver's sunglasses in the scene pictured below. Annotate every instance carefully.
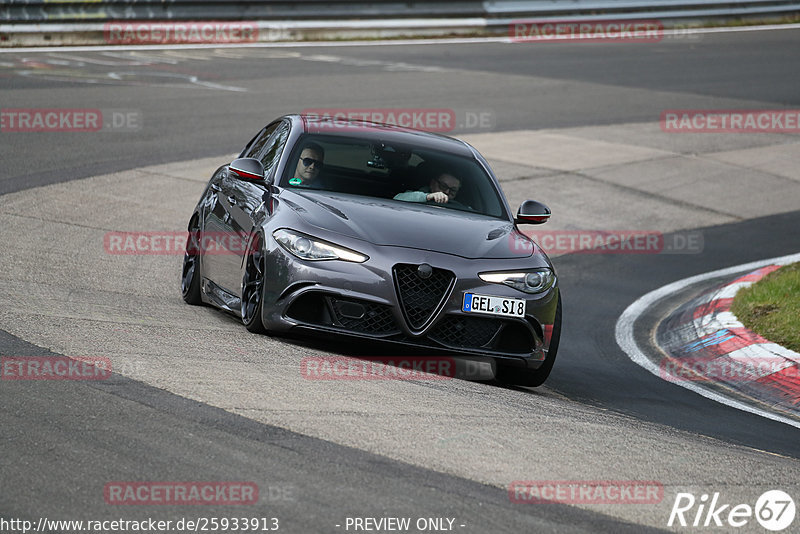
[436,178,459,195]
[301,157,323,169]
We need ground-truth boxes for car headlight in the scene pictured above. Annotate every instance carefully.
[273,229,368,263]
[479,268,555,294]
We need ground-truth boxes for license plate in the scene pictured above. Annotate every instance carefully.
[463,293,526,318]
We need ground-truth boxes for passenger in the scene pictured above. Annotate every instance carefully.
[290,142,326,188]
[394,172,461,204]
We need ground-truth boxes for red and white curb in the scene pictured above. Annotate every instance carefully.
[616,252,800,428]
[661,265,800,401]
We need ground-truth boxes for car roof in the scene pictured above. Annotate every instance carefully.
[292,114,477,158]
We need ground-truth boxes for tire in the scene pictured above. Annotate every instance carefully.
[241,233,268,334]
[496,293,562,387]
[181,217,203,305]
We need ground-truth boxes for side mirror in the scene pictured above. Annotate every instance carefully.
[229,158,267,182]
[516,200,551,224]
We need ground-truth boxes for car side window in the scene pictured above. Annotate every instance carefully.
[242,123,279,159]
[257,122,291,176]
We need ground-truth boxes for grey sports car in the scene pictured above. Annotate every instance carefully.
[181,114,561,386]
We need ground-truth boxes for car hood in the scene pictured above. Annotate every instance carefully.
[279,190,533,260]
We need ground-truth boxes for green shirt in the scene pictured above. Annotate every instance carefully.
[393,186,431,203]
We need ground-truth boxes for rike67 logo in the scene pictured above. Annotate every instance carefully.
[668,490,795,531]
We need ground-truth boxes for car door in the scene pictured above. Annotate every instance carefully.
[224,120,291,295]
[198,165,233,292]
[202,123,279,294]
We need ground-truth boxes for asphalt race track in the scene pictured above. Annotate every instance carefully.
[1,28,800,533]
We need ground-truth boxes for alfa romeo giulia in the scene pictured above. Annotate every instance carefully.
[181,114,561,386]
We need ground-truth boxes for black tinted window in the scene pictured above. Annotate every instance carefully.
[259,122,290,175]
[243,122,279,159]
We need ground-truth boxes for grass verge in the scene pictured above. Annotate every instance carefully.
[731,262,800,353]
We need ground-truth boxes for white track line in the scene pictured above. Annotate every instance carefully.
[615,252,800,429]
[1,22,799,54]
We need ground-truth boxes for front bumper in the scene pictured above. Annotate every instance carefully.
[261,236,559,369]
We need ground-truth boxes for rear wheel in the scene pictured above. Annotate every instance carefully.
[496,293,562,387]
[241,233,268,334]
[181,217,203,305]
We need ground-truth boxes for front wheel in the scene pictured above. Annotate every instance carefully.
[496,293,562,387]
[241,233,268,334]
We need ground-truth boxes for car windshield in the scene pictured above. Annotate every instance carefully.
[281,134,506,219]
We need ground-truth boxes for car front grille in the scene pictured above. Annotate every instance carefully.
[393,263,455,331]
[428,315,503,349]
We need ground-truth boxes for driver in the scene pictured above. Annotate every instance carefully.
[290,142,326,188]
